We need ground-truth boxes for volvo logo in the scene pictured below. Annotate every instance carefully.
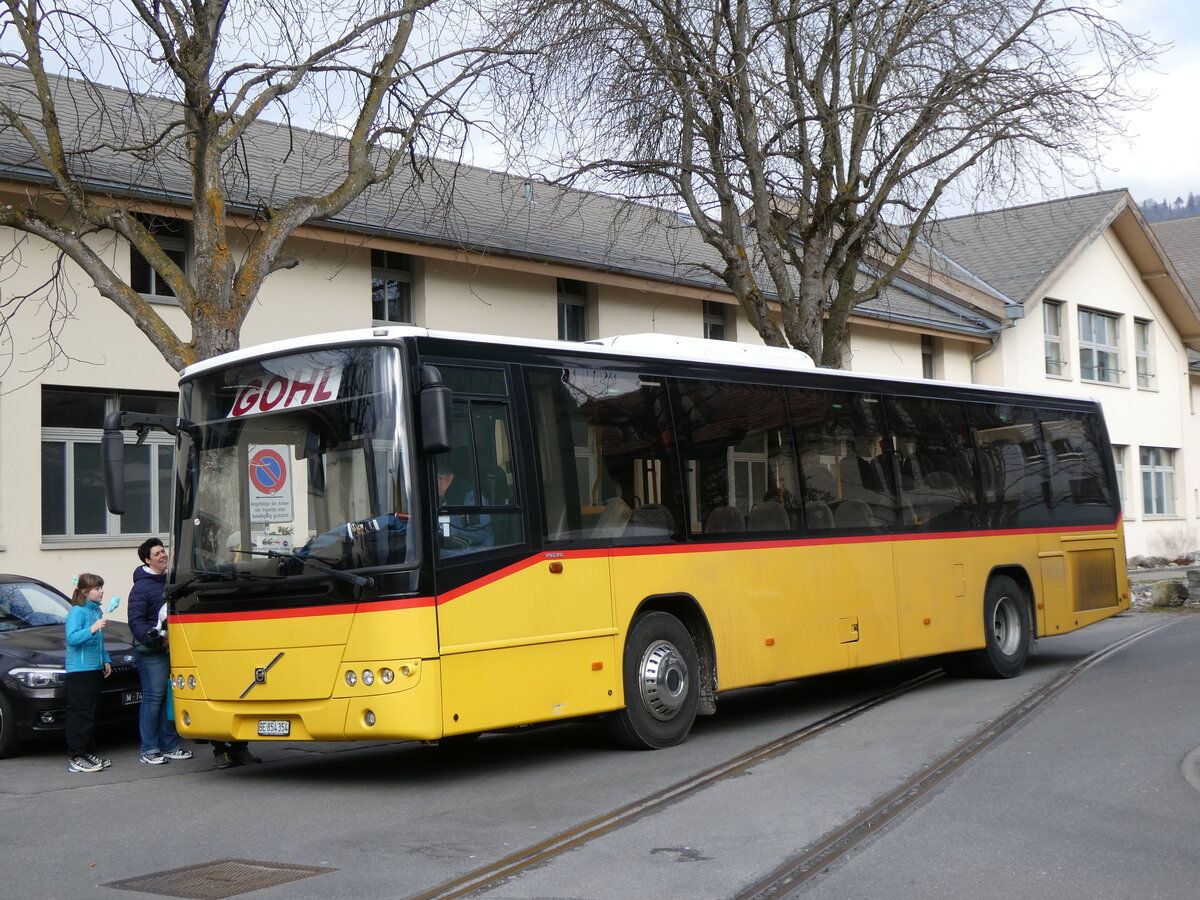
[240,651,284,698]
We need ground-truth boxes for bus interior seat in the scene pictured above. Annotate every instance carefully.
[593,497,632,538]
[805,501,834,531]
[628,502,676,538]
[833,498,872,530]
[748,500,790,532]
[705,505,745,533]
[838,455,874,499]
[480,464,512,506]
[804,465,837,501]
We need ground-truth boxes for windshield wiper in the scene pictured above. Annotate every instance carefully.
[167,568,288,599]
[232,549,374,588]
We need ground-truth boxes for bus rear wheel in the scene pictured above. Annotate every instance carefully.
[965,574,1031,679]
[608,612,699,750]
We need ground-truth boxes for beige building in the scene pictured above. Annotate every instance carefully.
[1,74,1198,590]
[925,193,1200,558]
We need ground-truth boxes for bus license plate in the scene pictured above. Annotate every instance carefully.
[258,720,290,737]
[122,690,142,705]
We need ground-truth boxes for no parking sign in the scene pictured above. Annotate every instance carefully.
[249,445,294,523]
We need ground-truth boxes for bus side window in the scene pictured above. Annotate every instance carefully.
[967,402,1053,528]
[671,378,798,536]
[883,395,980,531]
[1041,410,1119,525]
[526,366,685,543]
[788,388,899,533]
[432,364,524,557]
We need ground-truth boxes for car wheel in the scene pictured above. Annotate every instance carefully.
[0,690,18,758]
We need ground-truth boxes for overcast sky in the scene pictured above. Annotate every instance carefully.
[1096,1,1200,205]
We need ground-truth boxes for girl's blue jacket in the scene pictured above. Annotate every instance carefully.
[65,601,112,673]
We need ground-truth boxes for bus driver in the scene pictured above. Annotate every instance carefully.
[436,459,493,553]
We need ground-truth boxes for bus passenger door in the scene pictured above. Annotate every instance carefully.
[434,362,618,736]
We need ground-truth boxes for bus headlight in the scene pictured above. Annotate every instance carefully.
[362,669,374,686]
[187,675,196,690]
[380,668,394,684]
[363,710,376,726]
[345,671,357,687]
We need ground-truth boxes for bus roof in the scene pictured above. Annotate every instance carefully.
[180,326,815,377]
[179,325,1103,408]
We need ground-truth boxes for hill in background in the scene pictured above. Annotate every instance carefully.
[1140,194,1200,223]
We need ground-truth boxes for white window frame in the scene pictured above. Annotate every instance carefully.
[42,393,175,543]
[1078,308,1122,384]
[557,278,588,342]
[1112,445,1126,515]
[1043,299,1067,377]
[1134,318,1154,389]
[921,334,939,380]
[703,301,730,341]
[130,216,187,302]
[371,249,413,324]
[1139,446,1176,517]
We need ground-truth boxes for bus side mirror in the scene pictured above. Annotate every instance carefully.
[419,365,453,454]
[102,414,126,515]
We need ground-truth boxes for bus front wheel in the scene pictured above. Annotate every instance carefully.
[965,575,1032,679]
[608,612,700,750]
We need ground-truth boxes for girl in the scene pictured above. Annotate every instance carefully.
[64,573,112,773]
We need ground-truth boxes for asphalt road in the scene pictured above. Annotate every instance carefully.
[2,612,1195,900]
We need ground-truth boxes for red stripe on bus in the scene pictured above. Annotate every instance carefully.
[170,517,1121,623]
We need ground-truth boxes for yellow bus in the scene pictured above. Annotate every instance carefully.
[103,327,1129,750]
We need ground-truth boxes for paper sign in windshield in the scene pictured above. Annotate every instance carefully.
[249,445,294,523]
[228,365,342,418]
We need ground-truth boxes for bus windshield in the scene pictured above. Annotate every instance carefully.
[173,345,413,586]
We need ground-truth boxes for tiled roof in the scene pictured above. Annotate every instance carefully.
[924,192,1127,304]
[0,65,996,338]
[1151,216,1200,301]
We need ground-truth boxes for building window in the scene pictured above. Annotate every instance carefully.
[1112,445,1126,514]
[920,334,939,379]
[41,388,176,540]
[1078,308,1121,384]
[130,215,187,301]
[557,278,588,342]
[1140,447,1176,516]
[371,249,412,323]
[1044,300,1066,377]
[1134,318,1154,389]
[703,301,730,341]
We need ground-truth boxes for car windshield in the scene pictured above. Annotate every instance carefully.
[0,581,71,630]
[174,345,415,584]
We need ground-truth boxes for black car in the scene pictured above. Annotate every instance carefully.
[0,574,142,757]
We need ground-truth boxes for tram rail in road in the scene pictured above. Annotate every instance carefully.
[407,618,1180,900]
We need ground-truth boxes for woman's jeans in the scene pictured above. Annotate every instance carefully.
[133,648,180,755]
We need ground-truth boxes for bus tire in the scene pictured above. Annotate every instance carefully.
[967,574,1032,679]
[608,612,700,750]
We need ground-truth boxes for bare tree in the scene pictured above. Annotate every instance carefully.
[487,0,1157,366]
[0,0,513,371]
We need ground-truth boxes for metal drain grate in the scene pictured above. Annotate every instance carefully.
[105,858,337,899]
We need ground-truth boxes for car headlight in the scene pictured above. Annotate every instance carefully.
[9,667,68,689]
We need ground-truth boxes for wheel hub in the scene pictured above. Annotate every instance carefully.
[992,595,1020,656]
[638,640,689,721]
